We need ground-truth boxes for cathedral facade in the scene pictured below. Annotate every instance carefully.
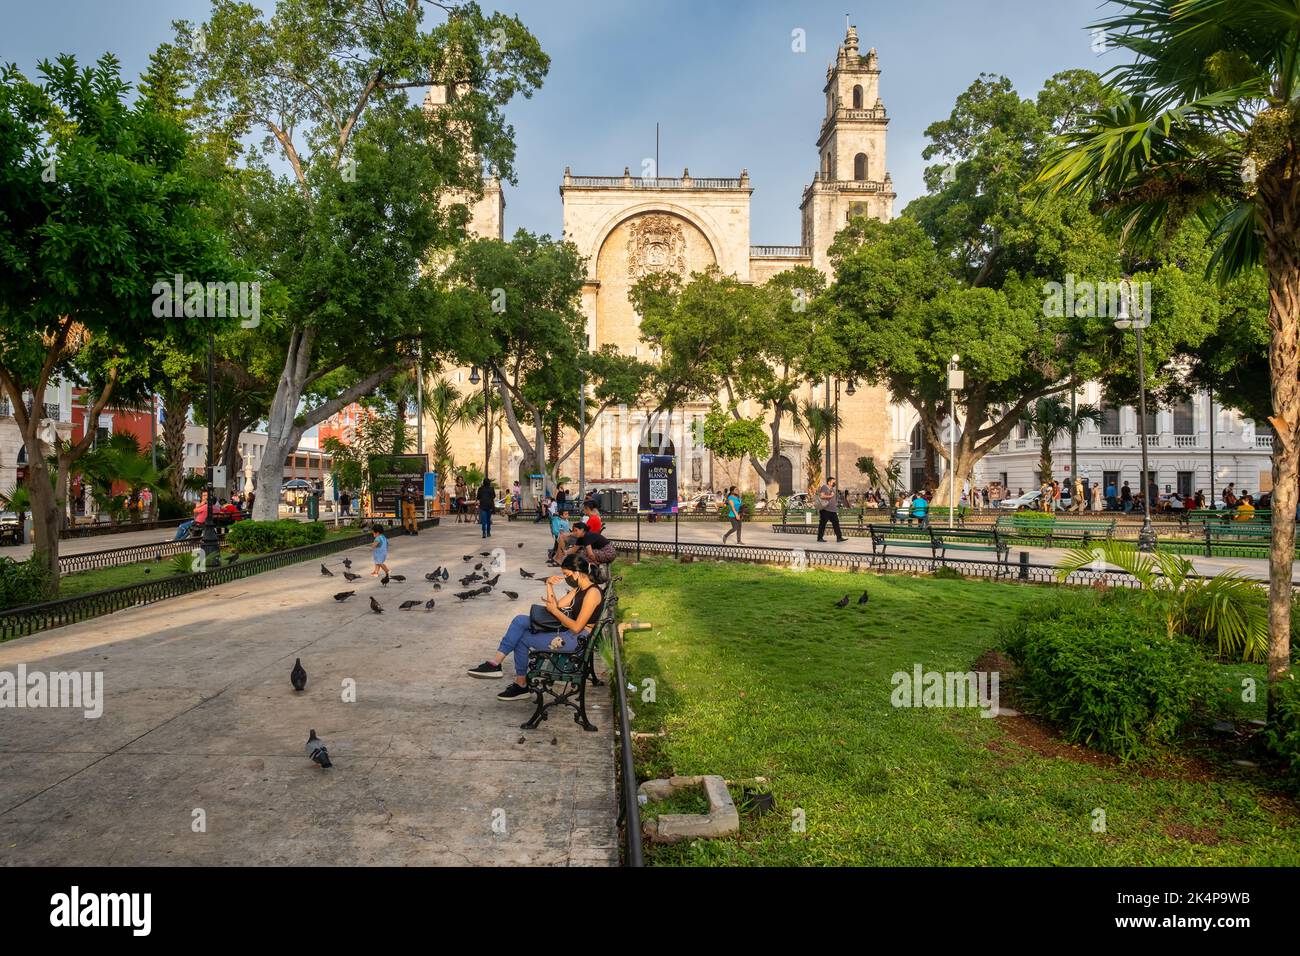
[438,26,907,498]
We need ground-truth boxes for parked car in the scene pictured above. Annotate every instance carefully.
[686,492,720,513]
[0,510,21,546]
[995,489,1044,511]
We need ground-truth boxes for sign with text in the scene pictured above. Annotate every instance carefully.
[638,454,678,515]
[369,454,428,516]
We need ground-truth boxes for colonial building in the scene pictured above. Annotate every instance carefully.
[435,25,903,497]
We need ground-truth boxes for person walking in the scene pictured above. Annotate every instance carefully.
[722,486,744,544]
[1072,476,1084,513]
[815,477,846,543]
[477,478,495,538]
[1120,481,1133,513]
[1105,479,1117,512]
[401,479,419,534]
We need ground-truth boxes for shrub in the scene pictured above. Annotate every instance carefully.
[1000,592,1212,759]
[225,519,328,553]
[155,493,188,520]
[1265,677,1300,788]
[0,555,52,610]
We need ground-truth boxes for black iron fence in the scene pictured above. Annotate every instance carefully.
[58,537,196,575]
[0,532,372,642]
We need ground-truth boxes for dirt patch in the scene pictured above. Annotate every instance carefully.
[1164,823,1222,846]
[997,714,1117,768]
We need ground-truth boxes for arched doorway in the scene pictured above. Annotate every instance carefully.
[766,454,794,495]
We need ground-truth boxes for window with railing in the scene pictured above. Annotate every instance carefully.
[1100,405,1120,436]
[1175,434,1196,448]
[1172,400,1193,436]
[1100,434,1122,447]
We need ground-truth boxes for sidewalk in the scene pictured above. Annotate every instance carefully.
[0,520,617,866]
[611,516,1299,584]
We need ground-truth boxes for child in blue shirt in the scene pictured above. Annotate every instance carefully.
[370,524,390,577]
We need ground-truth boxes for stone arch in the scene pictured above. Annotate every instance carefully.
[585,202,726,281]
[852,84,863,109]
[854,152,868,180]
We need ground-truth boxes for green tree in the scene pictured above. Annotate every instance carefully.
[1037,0,1297,709]
[179,0,549,521]
[0,54,235,590]
[700,407,770,467]
[1021,396,1103,481]
[794,401,841,492]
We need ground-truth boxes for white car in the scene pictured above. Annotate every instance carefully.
[995,489,1043,511]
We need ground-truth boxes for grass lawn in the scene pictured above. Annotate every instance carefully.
[617,558,1299,866]
[54,527,366,599]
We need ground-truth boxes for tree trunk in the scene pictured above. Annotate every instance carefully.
[221,405,244,496]
[1263,221,1299,717]
[253,329,313,521]
[24,445,60,590]
[163,387,191,500]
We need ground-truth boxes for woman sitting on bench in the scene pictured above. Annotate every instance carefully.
[466,555,604,701]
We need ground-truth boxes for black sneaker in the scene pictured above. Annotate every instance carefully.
[467,662,503,678]
[497,682,532,701]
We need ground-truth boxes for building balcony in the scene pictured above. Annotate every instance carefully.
[561,168,750,191]
[750,245,811,258]
[1013,438,1028,450]
[1100,434,1122,447]
[1257,434,1273,449]
[1174,434,1197,448]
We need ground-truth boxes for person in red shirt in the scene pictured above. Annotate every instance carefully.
[550,502,602,564]
[579,501,603,535]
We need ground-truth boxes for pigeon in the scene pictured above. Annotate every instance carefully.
[306,729,332,768]
[432,582,442,591]
[291,658,307,691]
[517,542,524,548]
[380,573,390,587]
[835,595,850,608]
[857,589,869,605]
[343,571,361,582]
[424,598,436,610]
[425,570,441,581]
[502,590,519,600]
[342,557,352,569]
[519,569,535,579]
[441,568,449,581]
[334,590,355,601]
[474,585,492,596]
[398,600,420,610]
[462,555,473,561]
[474,563,483,571]
[483,574,500,587]
[480,551,491,557]
[321,564,334,577]
[454,590,479,601]
[144,568,151,574]
[370,596,383,613]
[390,574,406,582]
[459,574,480,587]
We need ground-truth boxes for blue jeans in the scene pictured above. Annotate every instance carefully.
[480,508,492,536]
[174,519,195,540]
[497,614,582,676]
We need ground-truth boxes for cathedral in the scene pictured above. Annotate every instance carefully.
[436,26,905,499]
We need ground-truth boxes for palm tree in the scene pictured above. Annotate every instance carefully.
[425,376,467,496]
[795,400,842,492]
[1057,541,1268,663]
[1038,1,1297,710]
[1021,397,1104,482]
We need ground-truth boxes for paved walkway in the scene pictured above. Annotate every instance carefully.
[611,516,1299,584]
[0,519,616,866]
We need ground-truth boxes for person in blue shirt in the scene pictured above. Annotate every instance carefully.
[911,490,929,529]
[722,486,744,544]
[370,525,389,577]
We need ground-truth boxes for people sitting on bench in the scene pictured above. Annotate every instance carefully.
[173,492,210,540]
[551,502,602,562]
[551,520,616,570]
[465,555,604,701]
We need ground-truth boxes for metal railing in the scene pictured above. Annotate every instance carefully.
[602,576,644,867]
[58,537,195,574]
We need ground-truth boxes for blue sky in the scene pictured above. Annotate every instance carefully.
[1,0,1111,243]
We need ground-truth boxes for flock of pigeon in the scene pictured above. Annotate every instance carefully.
[835,589,870,608]
[296,540,538,769]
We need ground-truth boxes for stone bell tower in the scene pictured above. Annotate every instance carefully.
[801,25,895,272]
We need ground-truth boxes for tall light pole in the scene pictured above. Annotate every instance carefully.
[823,376,832,482]
[1208,383,1216,507]
[947,355,963,528]
[469,366,489,483]
[200,331,220,566]
[1115,283,1156,552]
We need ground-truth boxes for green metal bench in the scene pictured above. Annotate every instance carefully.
[867,524,938,567]
[1203,522,1272,555]
[520,585,616,733]
[932,527,1009,574]
[994,514,1114,545]
[1182,508,1271,527]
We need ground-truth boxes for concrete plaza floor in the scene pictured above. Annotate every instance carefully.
[0,519,617,866]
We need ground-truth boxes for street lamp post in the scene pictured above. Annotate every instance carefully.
[200,331,221,566]
[947,355,963,529]
[1114,284,1157,552]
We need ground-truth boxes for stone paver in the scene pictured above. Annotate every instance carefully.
[0,519,617,866]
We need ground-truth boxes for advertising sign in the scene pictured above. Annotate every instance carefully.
[369,453,428,516]
[638,454,678,516]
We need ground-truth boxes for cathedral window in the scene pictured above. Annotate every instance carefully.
[852,85,863,109]
[854,152,868,180]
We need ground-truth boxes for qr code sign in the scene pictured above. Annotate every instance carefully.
[649,478,668,502]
